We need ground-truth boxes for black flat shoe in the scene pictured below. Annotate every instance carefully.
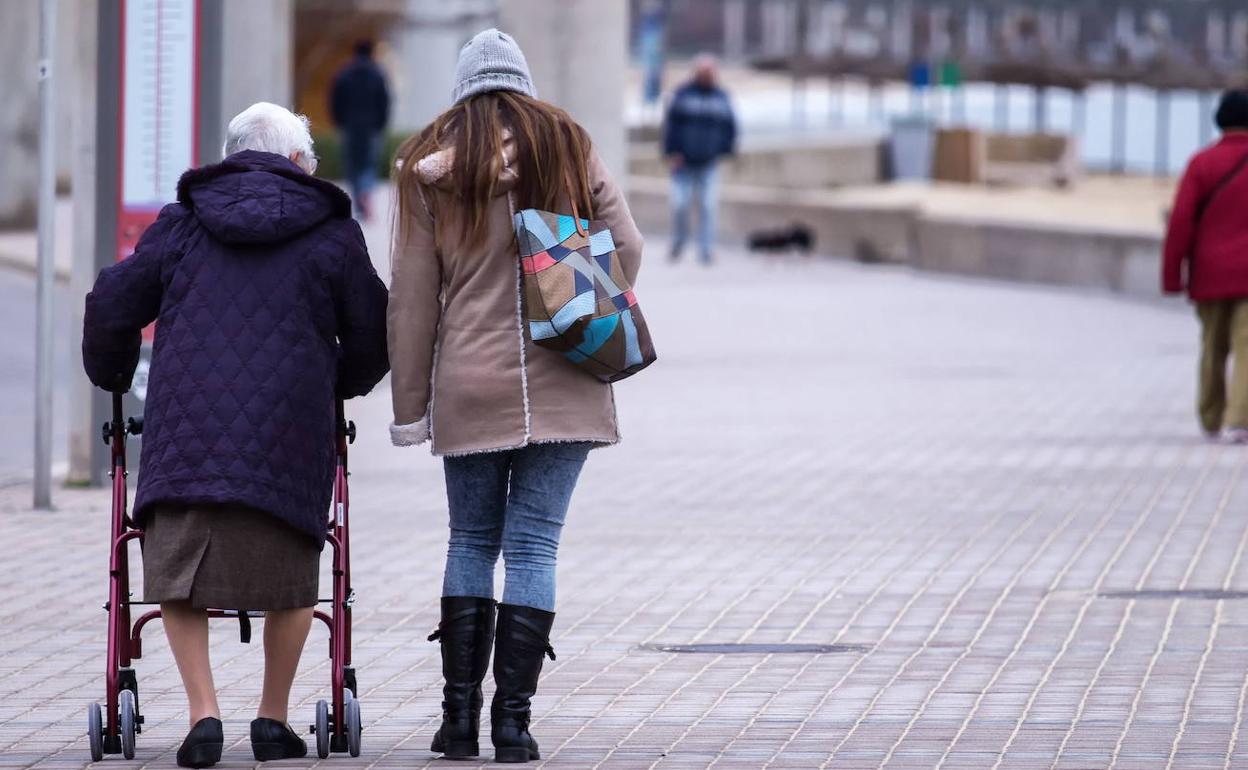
[176,717,223,768]
[250,718,308,761]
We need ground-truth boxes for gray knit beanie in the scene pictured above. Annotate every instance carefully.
[453,28,537,103]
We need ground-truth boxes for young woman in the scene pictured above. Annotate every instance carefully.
[388,29,644,764]
[82,103,389,767]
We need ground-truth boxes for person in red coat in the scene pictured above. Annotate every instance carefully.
[1163,90,1248,442]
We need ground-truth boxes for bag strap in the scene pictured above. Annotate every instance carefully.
[1196,150,1248,226]
[506,143,590,239]
[563,164,589,238]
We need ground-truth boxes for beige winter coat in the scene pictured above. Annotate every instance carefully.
[387,140,645,456]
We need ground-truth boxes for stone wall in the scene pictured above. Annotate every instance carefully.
[627,175,1164,299]
[631,136,885,190]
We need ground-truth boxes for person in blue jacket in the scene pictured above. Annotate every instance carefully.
[330,40,391,221]
[662,54,736,264]
[82,102,389,768]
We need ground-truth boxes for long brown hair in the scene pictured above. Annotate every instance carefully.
[394,90,595,250]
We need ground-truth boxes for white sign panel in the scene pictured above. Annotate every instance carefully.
[121,0,197,209]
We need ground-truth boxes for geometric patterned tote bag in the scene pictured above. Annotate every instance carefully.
[513,206,657,382]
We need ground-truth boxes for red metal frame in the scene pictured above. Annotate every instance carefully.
[97,393,355,756]
[102,395,129,752]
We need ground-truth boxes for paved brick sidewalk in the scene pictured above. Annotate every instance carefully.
[3,237,1244,770]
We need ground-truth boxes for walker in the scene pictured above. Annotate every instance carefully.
[87,393,362,760]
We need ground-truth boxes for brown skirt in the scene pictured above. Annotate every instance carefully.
[142,505,320,611]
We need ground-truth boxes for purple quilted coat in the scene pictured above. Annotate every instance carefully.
[82,151,389,546]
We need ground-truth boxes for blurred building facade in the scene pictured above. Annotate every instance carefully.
[642,0,1248,91]
[292,0,628,177]
[0,0,628,482]
[0,0,630,235]
[0,2,295,231]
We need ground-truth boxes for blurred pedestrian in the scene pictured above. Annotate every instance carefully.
[82,102,389,767]
[662,54,736,264]
[388,29,644,764]
[330,40,391,221]
[1163,89,1248,443]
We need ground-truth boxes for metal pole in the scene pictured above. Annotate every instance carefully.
[827,75,836,125]
[1112,82,1127,174]
[34,0,58,510]
[791,0,807,129]
[1155,88,1170,177]
[198,0,225,164]
[91,0,122,485]
[1199,90,1214,147]
[1073,88,1087,145]
[995,82,1009,132]
[792,73,805,128]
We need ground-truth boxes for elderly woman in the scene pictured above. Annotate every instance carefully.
[82,102,389,767]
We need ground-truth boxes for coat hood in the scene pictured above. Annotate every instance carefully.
[177,150,352,246]
[413,133,518,196]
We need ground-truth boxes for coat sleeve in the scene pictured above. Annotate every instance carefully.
[662,92,682,158]
[378,71,391,131]
[1162,158,1202,295]
[333,221,390,398]
[329,71,346,129]
[589,148,645,288]
[81,205,182,393]
[387,187,442,446]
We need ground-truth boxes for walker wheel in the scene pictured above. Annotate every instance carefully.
[119,689,136,759]
[345,696,362,757]
[314,699,330,759]
[87,702,104,761]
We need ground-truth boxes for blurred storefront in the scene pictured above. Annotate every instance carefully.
[292,0,628,178]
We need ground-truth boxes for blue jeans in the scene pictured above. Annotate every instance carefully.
[670,163,720,261]
[441,443,592,612]
[341,131,380,214]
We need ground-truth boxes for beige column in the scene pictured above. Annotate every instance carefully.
[496,0,629,182]
[220,0,294,137]
[67,4,99,484]
[390,0,497,133]
[0,3,40,228]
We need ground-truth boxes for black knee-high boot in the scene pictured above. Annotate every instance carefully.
[491,604,556,763]
[429,597,497,758]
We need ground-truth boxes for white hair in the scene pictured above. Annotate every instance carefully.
[223,102,317,173]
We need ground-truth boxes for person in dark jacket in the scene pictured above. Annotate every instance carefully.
[330,40,391,221]
[662,54,736,264]
[82,102,389,767]
[1163,89,1248,443]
